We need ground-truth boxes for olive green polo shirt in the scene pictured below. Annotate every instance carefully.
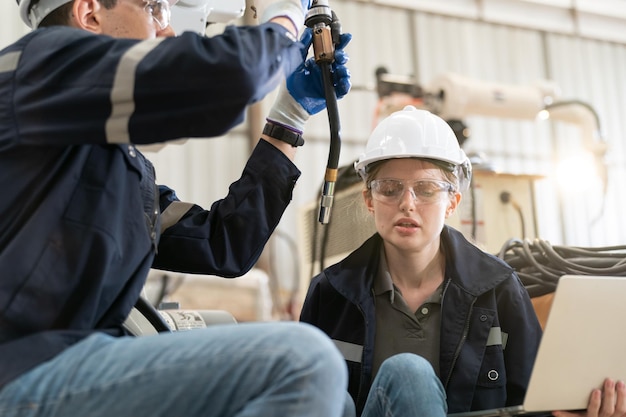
[372,250,443,380]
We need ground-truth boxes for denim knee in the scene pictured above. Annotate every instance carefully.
[287,323,343,358]
[280,322,347,379]
[375,352,441,393]
[365,353,447,417]
[379,353,435,379]
[281,323,349,415]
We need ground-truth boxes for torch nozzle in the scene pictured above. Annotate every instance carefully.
[305,0,332,27]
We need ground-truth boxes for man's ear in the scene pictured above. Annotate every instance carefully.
[72,0,103,33]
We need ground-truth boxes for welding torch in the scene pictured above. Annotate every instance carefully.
[304,0,342,224]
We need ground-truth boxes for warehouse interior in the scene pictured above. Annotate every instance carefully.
[2,0,625,325]
[158,0,626,324]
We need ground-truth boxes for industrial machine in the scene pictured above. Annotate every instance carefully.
[375,68,607,183]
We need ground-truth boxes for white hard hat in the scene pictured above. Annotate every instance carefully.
[355,105,472,191]
[18,0,72,28]
[18,0,179,29]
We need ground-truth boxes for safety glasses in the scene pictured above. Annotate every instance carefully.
[369,178,455,205]
[143,0,171,29]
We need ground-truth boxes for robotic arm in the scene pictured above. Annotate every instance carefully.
[170,0,245,35]
[137,0,245,154]
[376,70,607,194]
[425,72,558,121]
[424,72,607,194]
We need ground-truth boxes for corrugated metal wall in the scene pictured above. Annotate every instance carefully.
[291,0,626,248]
[2,0,625,297]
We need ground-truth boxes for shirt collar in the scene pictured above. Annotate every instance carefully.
[373,246,395,302]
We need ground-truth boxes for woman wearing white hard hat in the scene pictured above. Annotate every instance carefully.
[300,106,543,417]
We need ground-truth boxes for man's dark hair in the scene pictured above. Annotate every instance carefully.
[28,0,118,27]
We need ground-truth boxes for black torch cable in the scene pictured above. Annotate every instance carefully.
[305,1,342,224]
[321,61,341,175]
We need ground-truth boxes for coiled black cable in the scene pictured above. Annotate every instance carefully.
[497,238,626,297]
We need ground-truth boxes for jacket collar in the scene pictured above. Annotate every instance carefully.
[323,225,514,301]
[440,226,513,295]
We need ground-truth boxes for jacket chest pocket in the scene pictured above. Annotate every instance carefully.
[469,308,506,388]
[64,145,157,249]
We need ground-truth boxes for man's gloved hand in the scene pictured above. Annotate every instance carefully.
[253,0,312,36]
[267,28,352,135]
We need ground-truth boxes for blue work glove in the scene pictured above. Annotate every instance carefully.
[254,0,312,36]
[267,28,352,133]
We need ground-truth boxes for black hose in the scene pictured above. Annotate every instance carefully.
[133,296,172,333]
[321,61,341,170]
[497,238,626,297]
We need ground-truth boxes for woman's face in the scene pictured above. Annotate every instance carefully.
[363,158,460,254]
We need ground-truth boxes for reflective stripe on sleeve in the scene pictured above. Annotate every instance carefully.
[0,51,21,73]
[333,340,363,363]
[486,326,508,350]
[160,201,194,232]
[105,38,165,144]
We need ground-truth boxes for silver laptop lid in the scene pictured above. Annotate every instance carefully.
[523,275,626,412]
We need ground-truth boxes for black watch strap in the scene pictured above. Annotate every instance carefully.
[263,122,305,147]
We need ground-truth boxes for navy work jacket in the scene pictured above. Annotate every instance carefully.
[300,226,543,415]
[0,23,303,388]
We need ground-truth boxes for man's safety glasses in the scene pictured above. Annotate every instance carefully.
[369,178,455,205]
[144,0,171,29]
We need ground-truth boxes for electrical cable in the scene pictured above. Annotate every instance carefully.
[499,191,526,239]
[133,296,172,333]
[497,238,626,298]
[544,100,602,140]
[309,210,320,280]
[309,164,360,281]
[305,0,342,225]
[469,177,477,241]
[317,163,362,273]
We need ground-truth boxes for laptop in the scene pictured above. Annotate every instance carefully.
[449,275,626,417]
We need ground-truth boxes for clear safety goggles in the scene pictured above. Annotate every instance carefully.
[143,0,171,29]
[369,178,455,205]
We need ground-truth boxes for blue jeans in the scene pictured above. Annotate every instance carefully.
[0,322,348,417]
[360,353,447,417]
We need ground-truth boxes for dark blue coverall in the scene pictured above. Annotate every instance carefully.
[0,23,303,389]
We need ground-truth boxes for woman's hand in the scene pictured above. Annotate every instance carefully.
[553,379,626,417]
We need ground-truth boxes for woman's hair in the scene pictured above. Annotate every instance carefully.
[361,158,459,199]
[34,0,118,27]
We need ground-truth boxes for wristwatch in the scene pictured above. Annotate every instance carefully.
[263,122,305,147]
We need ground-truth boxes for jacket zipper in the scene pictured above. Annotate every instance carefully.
[444,288,476,389]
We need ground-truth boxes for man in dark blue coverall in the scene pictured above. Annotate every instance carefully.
[0,0,353,415]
